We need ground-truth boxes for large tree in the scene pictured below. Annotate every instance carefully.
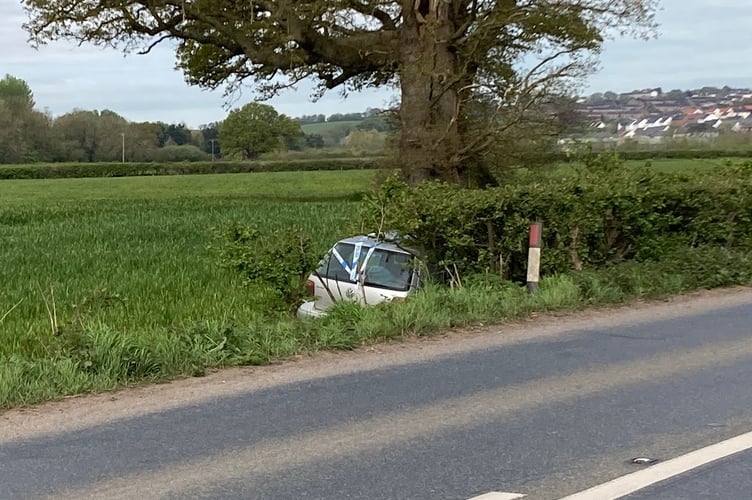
[0,74,35,115]
[220,102,301,159]
[23,0,658,183]
[0,75,56,163]
[53,109,130,162]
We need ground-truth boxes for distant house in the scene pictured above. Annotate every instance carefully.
[632,127,668,144]
[622,88,662,99]
[679,122,721,138]
[732,117,752,133]
[573,85,752,141]
[618,114,673,136]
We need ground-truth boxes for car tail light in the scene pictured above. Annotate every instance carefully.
[305,279,315,297]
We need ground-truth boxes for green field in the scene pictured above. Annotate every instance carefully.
[0,171,375,353]
[615,157,732,173]
[539,157,732,178]
[300,120,363,135]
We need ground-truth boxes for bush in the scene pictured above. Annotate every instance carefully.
[212,223,317,311]
[151,145,209,162]
[361,156,752,281]
[572,246,752,301]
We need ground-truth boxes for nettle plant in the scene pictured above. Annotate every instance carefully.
[214,223,317,311]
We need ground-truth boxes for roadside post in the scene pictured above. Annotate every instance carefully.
[527,222,543,293]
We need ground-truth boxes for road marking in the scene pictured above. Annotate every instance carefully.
[560,430,752,499]
[468,492,526,499]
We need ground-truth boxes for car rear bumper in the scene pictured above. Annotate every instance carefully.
[297,300,328,319]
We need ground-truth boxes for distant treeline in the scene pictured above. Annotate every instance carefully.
[296,109,385,125]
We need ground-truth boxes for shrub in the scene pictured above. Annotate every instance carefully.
[151,145,209,162]
[360,156,752,281]
[213,223,317,311]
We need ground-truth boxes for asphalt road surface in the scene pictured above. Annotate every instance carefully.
[3,288,752,500]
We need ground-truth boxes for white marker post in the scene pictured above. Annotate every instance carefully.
[526,222,542,293]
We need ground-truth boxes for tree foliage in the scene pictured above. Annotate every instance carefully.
[23,0,658,184]
[0,74,36,114]
[0,75,53,163]
[53,109,133,162]
[344,129,386,155]
[219,102,301,159]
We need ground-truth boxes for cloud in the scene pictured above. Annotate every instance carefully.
[2,0,750,126]
[1,2,396,126]
[587,0,752,93]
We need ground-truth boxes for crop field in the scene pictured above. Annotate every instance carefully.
[0,171,375,358]
[619,157,734,173]
[544,156,731,177]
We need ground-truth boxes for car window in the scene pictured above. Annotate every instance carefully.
[363,250,414,291]
[316,243,414,291]
[316,243,355,283]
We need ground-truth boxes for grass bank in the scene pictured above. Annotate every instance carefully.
[3,252,750,408]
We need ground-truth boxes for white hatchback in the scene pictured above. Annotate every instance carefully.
[297,235,421,318]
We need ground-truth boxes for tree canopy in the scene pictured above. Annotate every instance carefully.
[23,0,658,183]
[0,74,52,163]
[0,74,36,114]
[220,102,301,159]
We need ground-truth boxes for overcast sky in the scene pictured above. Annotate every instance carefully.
[1,0,750,128]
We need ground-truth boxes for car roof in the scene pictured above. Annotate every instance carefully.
[336,235,417,255]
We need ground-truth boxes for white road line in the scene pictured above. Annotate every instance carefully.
[468,492,526,500]
[559,430,752,499]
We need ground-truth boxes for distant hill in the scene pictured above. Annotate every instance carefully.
[301,120,363,135]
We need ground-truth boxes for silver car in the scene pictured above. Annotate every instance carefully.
[297,235,421,318]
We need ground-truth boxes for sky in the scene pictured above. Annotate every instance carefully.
[1,0,751,128]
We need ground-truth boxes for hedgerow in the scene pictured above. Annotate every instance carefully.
[3,149,752,180]
[0,157,383,179]
[360,153,752,281]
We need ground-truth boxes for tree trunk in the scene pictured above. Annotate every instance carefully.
[399,0,463,186]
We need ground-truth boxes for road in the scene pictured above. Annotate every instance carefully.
[2,288,752,499]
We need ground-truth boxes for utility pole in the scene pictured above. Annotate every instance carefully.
[121,133,125,163]
[209,139,217,162]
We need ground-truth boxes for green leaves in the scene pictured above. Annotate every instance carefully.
[219,102,302,160]
[0,74,35,114]
[362,154,752,282]
[214,222,317,311]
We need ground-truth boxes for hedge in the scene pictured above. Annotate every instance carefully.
[2,149,752,180]
[0,157,385,180]
[361,154,752,281]
[610,149,752,161]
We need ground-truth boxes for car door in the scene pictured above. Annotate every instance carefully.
[313,242,363,309]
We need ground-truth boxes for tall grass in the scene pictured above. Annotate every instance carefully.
[0,172,375,360]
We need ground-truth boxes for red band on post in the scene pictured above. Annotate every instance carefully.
[529,222,542,248]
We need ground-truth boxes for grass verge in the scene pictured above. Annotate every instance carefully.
[2,245,750,409]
